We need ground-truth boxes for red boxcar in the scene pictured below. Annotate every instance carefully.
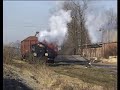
[21,36,38,57]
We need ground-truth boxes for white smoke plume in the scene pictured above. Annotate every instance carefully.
[38,9,72,46]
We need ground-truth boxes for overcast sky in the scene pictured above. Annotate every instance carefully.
[3,1,117,44]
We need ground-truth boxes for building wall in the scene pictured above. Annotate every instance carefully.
[81,42,117,58]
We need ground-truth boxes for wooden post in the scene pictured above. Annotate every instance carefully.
[95,48,96,57]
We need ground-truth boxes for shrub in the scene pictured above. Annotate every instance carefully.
[3,45,21,64]
[3,46,13,64]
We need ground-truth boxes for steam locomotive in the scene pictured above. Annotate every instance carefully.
[21,32,58,63]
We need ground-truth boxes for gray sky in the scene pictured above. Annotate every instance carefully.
[3,1,117,44]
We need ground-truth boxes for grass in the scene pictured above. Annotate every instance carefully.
[51,65,117,89]
[3,45,117,90]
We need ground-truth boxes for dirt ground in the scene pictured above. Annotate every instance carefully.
[3,59,117,90]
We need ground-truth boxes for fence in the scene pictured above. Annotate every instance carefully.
[80,42,117,58]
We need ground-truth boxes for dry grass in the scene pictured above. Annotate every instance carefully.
[4,57,117,90]
[51,65,117,89]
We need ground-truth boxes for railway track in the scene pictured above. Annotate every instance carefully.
[54,55,117,73]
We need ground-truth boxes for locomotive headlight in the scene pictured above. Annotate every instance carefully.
[45,53,48,56]
[33,52,37,56]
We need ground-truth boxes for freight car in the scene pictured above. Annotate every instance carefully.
[21,32,58,63]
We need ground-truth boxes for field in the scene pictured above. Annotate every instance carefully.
[3,46,117,90]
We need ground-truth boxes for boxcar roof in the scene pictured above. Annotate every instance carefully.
[21,36,38,43]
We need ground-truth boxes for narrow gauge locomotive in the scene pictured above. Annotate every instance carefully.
[21,32,58,63]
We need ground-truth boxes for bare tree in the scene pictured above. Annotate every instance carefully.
[100,8,117,43]
[61,0,91,55]
[99,8,117,58]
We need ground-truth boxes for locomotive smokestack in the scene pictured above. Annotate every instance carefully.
[35,31,39,37]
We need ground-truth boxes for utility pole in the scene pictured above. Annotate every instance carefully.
[85,29,88,57]
[99,28,104,58]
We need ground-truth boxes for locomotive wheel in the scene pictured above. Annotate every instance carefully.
[46,58,54,63]
[21,55,26,61]
[21,55,24,60]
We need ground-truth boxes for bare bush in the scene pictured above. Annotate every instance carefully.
[3,46,13,64]
[3,43,21,64]
[23,53,47,66]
